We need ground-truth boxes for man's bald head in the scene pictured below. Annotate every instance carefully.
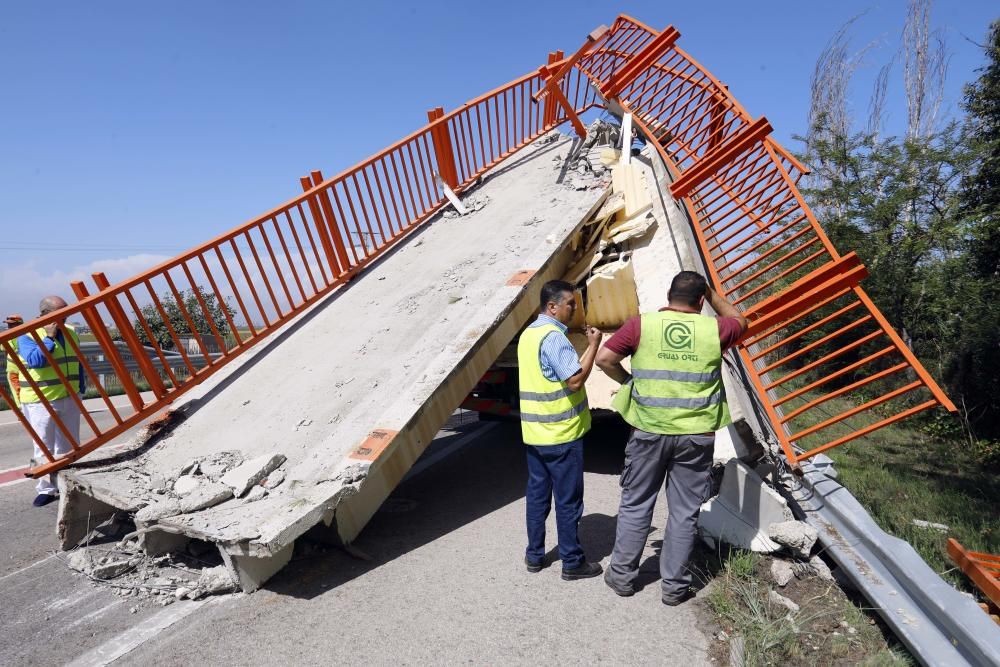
[39,296,68,316]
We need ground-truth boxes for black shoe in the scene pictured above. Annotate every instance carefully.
[32,494,57,507]
[662,589,695,606]
[604,569,635,597]
[525,556,545,573]
[561,561,603,581]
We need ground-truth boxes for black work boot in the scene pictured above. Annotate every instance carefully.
[561,561,603,581]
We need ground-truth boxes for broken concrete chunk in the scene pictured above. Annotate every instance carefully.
[767,520,819,559]
[220,454,286,497]
[768,589,800,613]
[808,555,834,582]
[262,470,286,490]
[178,481,234,513]
[770,559,795,587]
[172,475,201,496]
[245,486,267,503]
[198,565,236,594]
[135,499,183,523]
[91,559,134,580]
[67,549,94,574]
[179,459,200,476]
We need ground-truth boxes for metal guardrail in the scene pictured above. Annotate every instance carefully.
[789,462,1000,665]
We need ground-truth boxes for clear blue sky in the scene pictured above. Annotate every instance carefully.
[1,0,996,319]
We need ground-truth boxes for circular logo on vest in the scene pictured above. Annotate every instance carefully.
[662,320,694,351]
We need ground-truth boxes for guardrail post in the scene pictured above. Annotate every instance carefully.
[91,273,167,399]
[310,170,353,273]
[299,176,345,278]
[427,107,459,190]
[70,281,146,411]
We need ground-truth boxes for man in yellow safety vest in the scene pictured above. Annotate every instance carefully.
[596,271,747,605]
[17,296,84,507]
[518,280,604,580]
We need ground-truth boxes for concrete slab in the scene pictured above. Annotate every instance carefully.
[60,134,606,589]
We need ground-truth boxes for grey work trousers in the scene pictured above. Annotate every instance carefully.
[607,428,715,601]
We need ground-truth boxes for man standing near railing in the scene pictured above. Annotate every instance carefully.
[4,314,23,409]
[16,296,85,508]
[596,271,746,605]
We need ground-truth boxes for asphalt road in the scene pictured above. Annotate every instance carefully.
[0,416,714,666]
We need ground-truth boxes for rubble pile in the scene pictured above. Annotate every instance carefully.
[63,515,236,607]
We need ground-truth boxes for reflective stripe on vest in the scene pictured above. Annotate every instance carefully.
[516,323,591,445]
[612,311,731,435]
[19,326,81,404]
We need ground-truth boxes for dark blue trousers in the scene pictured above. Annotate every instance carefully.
[525,439,585,570]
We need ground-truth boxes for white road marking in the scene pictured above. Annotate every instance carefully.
[0,553,57,583]
[67,595,230,667]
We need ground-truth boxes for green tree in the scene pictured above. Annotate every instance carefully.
[133,287,235,351]
[951,19,1000,441]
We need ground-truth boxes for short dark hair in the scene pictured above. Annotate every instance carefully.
[668,271,708,308]
[539,280,574,311]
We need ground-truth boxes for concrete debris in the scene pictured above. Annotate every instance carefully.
[293,418,313,432]
[136,499,182,523]
[912,519,949,532]
[179,460,200,476]
[67,549,94,574]
[198,566,235,594]
[178,481,233,513]
[770,559,795,587]
[698,460,790,553]
[67,538,237,603]
[245,486,268,503]
[91,559,136,579]
[538,130,561,145]
[172,475,201,495]
[807,555,834,582]
[197,451,245,480]
[262,469,286,490]
[768,589,800,613]
[219,453,286,497]
[767,520,819,559]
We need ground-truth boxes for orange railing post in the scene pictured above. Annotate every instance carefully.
[299,176,343,279]
[310,170,353,274]
[91,272,167,399]
[70,281,145,412]
[427,107,459,190]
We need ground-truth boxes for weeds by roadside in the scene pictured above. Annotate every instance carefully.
[700,549,910,666]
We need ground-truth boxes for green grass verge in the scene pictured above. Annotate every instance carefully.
[706,550,911,666]
[825,424,999,590]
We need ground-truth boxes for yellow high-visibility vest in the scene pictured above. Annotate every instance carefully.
[612,311,730,434]
[517,323,590,445]
[19,326,81,404]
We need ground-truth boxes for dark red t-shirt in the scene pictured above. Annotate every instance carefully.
[603,307,744,357]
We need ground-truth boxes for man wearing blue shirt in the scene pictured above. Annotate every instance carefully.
[517,280,603,580]
[17,296,85,507]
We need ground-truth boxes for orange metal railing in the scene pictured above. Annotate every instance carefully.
[1,60,600,478]
[576,16,956,464]
[2,14,957,475]
[948,538,1000,618]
